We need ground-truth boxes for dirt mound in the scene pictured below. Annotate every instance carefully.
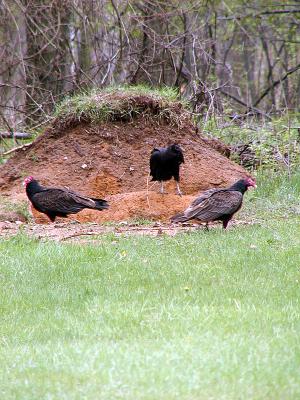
[0,94,250,223]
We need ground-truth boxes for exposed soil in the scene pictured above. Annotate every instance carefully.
[0,97,251,225]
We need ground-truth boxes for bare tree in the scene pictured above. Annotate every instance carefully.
[0,0,299,131]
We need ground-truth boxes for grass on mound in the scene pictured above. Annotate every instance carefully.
[54,85,187,129]
[0,218,300,399]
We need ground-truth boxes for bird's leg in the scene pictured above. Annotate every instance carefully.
[160,181,164,195]
[47,213,56,223]
[222,220,229,229]
[175,181,183,196]
[205,222,209,231]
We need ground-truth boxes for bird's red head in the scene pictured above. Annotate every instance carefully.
[23,176,34,187]
[245,177,257,188]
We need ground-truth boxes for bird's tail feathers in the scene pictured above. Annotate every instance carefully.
[170,212,189,223]
[91,198,109,210]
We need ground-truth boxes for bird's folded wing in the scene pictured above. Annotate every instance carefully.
[67,190,98,208]
[189,189,220,207]
[150,151,160,163]
[182,188,220,219]
[33,189,93,213]
[183,190,243,220]
[149,151,161,176]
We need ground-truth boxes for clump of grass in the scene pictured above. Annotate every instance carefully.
[127,217,154,226]
[1,197,31,221]
[101,84,179,101]
[53,85,187,134]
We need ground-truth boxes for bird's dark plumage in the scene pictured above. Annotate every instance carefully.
[171,178,256,229]
[150,144,184,195]
[24,177,109,222]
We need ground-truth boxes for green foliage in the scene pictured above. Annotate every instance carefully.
[202,114,300,172]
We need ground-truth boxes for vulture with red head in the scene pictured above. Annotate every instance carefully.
[24,176,108,222]
[171,178,256,229]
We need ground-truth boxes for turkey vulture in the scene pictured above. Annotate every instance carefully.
[23,176,109,222]
[150,144,184,195]
[171,178,256,229]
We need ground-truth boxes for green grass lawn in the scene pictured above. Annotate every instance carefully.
[0,171,300,399]
[1,210,300,399]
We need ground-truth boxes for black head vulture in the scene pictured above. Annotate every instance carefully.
[150,143,184,196]
[171,178,256,229]
[23,176,109,222]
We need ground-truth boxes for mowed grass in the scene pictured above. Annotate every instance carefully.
[1,215,300,399]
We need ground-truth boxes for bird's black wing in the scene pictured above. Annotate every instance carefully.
[189,189,220,208]
[32,188,98,214]
[149,149,162,178]
[177,149,184,164]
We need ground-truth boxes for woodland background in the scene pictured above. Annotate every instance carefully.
[0,0,300,132]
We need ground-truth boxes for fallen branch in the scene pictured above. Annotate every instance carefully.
[60,231,103,241]
[0,132,33,140]
[2,142,32,155]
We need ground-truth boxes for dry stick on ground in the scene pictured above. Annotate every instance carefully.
[3,142,32,155]
[60,232,105,241]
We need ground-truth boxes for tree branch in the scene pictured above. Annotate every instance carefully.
[220,90,271,119]
[218,9,300,20]
[253,62,300,107]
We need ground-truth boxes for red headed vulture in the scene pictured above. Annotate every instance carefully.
[171,178,256,229]
[24,176,109,222]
